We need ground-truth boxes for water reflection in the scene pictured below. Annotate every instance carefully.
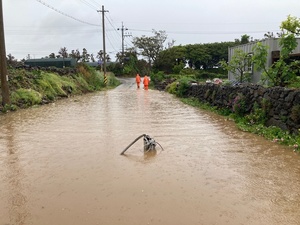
[3,122,30,225]
[122,148,159,163]
[143,149,157,160]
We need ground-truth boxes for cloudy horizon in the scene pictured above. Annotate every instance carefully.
[3,0,300,61]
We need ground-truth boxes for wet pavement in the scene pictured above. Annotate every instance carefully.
[1,78,300,225]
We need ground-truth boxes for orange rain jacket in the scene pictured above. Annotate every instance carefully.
[143,76,149,86]
[136,74,141,83]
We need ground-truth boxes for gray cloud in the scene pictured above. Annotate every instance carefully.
[3,0,300,60]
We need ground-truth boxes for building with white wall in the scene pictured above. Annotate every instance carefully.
[228,38,300,84]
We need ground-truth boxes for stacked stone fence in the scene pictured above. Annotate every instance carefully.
[186,84,300,134]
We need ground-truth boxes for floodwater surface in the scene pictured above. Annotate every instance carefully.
[1,78,300,225]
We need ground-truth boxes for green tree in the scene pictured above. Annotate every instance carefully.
[81,48,90,62]
[132,30,167,65]
[97,50,104,61]
[220,49,252,83]
[153,45,186,73]
[252,15,300,87]
[69,49,81,62]
[96,50,110,63]
[58,47,68,58]
[205,42,236,68]
[280,15,300,35]
[186,44,211,70]
[241,34,250,44]
[184,42,236,70]
[49,53,55,58]
[6,53,17,67]
[234,34,251,45]
[119,49,139,75]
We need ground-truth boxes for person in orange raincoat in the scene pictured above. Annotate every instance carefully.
[143,75,150,90]
[136,73,141,88]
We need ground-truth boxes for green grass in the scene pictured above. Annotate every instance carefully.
[1,66,121,112]
[180,97,300,152]
[11,88,42,107]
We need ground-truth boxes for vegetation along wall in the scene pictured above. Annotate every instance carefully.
[187,84,300,134]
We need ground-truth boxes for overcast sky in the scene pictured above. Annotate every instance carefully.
[3,0,300,61]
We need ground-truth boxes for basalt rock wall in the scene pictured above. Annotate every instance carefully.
[186,84,300,134]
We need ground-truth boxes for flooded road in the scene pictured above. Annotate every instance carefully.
[1,78,300,225]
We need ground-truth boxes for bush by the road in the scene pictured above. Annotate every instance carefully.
[0,63,120,112]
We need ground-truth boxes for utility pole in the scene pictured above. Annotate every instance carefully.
[117,22,128,56]
[0,0,10,105]
[117,22,131,61]
[97,5,108,85]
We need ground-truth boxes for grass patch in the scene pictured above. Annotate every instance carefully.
[11,88,42,107]
[180,97,300,152]
[1,65,121,112]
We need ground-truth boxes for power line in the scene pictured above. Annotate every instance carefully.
[105,15,123,52]
[89,0,101,7]
[35,0,100,27]
[105,32,119,54]
[129,28,281,35]
[88,0,101,9]
[77,0,98,10]
[105,14,133,51]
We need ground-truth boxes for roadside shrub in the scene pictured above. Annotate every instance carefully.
[245,102,267,125]
[90,71,104,90]
[76,63,103,90]
[176,76,194,97]
[195,71,227,80]
[289,76,300,88]
[179,67,195,76]
[35,72,68,100]
[107,73,121,86]
[173,63,185,74]
[72,75,89,92]
[232,93,246,116]
[152,71,165,83]
[60,76,78,94]
[11,88,42,107]
[166,81,178,95]
[1,104,17,113]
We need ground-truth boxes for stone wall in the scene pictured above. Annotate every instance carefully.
[186,84,300,134]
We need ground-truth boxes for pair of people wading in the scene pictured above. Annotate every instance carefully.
[136,74,150,90]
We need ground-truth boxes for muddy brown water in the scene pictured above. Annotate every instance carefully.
[1,78,300,225]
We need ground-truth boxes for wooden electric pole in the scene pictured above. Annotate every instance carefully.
[98,5,108,84]
[0,0,10,105]
[117,22,131,63]
[117,22,128,57]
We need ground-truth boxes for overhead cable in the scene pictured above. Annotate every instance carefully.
[35,0,100,27]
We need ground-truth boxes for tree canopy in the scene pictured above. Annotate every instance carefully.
[132,30,167,65]
[220,49,252,83]
[252,15,300,87]
[153,41,237,73]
